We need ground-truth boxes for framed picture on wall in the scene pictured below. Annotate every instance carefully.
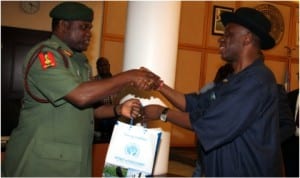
[212,6,234,35]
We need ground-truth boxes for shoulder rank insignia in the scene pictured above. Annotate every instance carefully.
[62,49,73,57]
[38,51,56,70]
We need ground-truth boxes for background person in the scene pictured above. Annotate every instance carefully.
[282,87,299,177]
[94,57,113,80]
[93,57,118,142]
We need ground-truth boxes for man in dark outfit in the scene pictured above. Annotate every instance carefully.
[143,7,283,176]
[282,88,299,177]
[93,57,118,142]
[94,57,113,80]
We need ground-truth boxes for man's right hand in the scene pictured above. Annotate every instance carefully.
[126,69,162,91]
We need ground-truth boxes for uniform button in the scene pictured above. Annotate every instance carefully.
[90,120,94,124]
[59,154,63,159]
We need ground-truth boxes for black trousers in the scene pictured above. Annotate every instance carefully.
[282,135,299,177]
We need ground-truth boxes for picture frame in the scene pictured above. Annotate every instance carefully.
[212,6,234,35]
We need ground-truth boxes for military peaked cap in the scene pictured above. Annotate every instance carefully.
[50,2,93,22]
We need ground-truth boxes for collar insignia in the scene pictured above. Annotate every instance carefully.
[62,49,73,57]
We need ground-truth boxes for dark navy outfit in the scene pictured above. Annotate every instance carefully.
[186,59,283,176]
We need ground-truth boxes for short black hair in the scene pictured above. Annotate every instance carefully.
[51,18,60,32]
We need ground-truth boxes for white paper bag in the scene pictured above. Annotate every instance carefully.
[103,121,162,177]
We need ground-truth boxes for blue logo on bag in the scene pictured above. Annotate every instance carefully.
[125,143,140,157]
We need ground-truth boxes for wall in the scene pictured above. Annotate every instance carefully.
[1,1,103,75]
[100,1,299,146]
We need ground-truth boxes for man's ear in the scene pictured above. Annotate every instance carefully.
[59,20,70,32]
[243,33,252,46]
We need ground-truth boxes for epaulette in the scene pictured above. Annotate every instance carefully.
[43,41,73,56]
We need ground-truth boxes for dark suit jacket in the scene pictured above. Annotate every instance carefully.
[287,89,299,126]
[278,85,296,142]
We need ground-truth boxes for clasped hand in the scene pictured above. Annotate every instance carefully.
[120,67,163,121]
[119,99,143,119]
[129,67,162,91]
[120,99,164,123]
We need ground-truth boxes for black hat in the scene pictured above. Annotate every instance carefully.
[221,7,275,50]
[50,2,93,22]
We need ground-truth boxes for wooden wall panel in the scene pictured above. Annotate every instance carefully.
[171,124,196,147]
[92,143,109,177]
[203,53,226,85]
[103,1,127,36]
[171,50,199,147]
[291,7,299,58]
[171,49,203,146]
[102,41,124,75]
[175,50,202,93]
[264,60,286,84]
[178,2,206,46]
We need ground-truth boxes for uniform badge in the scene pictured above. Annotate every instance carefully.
[62,49,73,57]
[38,51,56,70]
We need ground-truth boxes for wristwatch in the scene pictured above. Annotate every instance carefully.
[160,108,169,122]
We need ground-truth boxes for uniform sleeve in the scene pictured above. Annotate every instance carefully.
[25,48,80,106]
[189,76,273,152]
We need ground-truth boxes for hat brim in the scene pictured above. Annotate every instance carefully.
[221,12,275,50]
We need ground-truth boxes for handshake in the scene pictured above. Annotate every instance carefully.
[117,67,167,122]
[125,67,164,91]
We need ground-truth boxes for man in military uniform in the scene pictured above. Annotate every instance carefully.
[2,2,160,177]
